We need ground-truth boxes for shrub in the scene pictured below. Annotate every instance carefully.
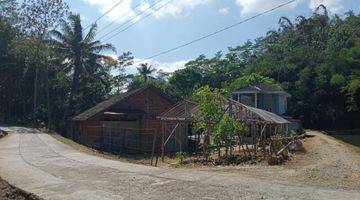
[214,115,246,157]
[271,133,287,153]
[175,151,187,165]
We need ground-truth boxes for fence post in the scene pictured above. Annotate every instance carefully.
[109,127,112,153]
[155,155,159,167]
[161,123,165,162]
[100,125,103,151]
[151,134,156,166]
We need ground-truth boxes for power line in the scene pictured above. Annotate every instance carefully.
[62,0,127,42]
[98,0,166,40]
[96,1,144,36]
[83,0,126,31]
[99,0,167,41]
[132,0,296,65]
[102,0,173,42]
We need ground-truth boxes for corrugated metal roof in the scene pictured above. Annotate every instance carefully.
[159,97,289,124]
[240,103,290,124]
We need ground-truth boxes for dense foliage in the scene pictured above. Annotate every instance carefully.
[229,73,280,91]
[193,86,226,159]
[194,86,246,159]
[0,2,359,130]
[0,0,114,129]
[243,7,360,128]
[167,6,360,128]
[214,115,246,157]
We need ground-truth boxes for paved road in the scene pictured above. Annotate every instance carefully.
[0,126,359,200]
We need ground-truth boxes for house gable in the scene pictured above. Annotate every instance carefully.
[232,82,288,116]
[72,85,174,123]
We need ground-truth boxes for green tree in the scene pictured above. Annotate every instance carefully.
[113,52,133,94]
[48,14,115,121]
[214,115,245,158]
[168,67,202,99]
[19,0,68,37]
[194,85,227,160]
[229,73,279,91]
[137,63,156,82]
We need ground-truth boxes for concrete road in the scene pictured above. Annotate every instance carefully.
[0,126,359,200]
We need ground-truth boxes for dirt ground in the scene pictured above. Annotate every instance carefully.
[205,130,360,190]
[51,130,360,190]
[0,177,41,200]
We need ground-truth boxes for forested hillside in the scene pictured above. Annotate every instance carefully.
[165,6,360,128]
[0,0,359,129]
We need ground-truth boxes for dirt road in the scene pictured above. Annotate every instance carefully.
[0,127,359,200]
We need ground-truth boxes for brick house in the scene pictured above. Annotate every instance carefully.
[67,85,174,151]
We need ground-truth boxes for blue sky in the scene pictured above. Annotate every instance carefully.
[65,0,360,73]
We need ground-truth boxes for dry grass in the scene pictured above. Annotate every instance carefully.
[50,133,208,168]
[0,177,41,200]
[50,133,278,168]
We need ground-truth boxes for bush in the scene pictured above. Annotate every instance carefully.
[175,151,187,165]
[271,133,287,153]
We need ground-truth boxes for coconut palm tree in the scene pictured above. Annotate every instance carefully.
[137,63,156,82]
[48,14,115,121]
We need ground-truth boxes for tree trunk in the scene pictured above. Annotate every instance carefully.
[203,133,210,161]
[62,63,81,125]
[33,65,39,125]
[45,67,51,130]
[237,133,243,154]
[217,146,221,159]
[245,143,251,159]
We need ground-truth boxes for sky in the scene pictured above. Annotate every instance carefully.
[64,0,360,74]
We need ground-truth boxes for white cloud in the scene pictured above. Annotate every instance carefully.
[82,0,213,23]
[126,58,189,74]
[234,0,344,15]
[106,52,189,75]
[309,0,343,14]
[152,0,213,18]
[218,7,229,15]
[155,59,189,72]
[82,0,134,22]
[234,0,300,15]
